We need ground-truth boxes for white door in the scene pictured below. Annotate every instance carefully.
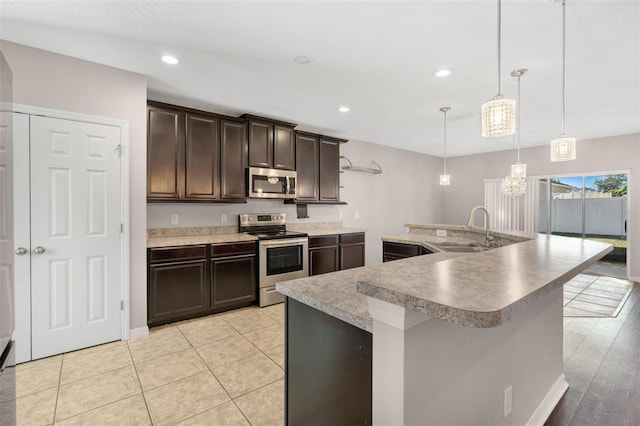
[29,116,122,359]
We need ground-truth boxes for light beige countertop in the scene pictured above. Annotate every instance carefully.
[147,233,257,248]
[147,222,366,248]
[277,225,612,331]
[147,226,256,248]
[287,222,366,237]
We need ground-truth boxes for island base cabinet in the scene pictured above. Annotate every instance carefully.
[286,298,372,425]
[148,260,207,327]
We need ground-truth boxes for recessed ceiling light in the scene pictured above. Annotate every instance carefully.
[294,56,313,65]
[434,69,451,78]
[338,106,350,113]
[161,55,179,65]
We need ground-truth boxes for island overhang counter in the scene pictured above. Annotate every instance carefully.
[277,226,612,426]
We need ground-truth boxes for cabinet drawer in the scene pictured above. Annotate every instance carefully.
[339,233,365,245]
[211,241,256,258]
[149,245,207,263]
[309,235,339,248]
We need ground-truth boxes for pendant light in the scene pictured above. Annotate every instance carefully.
[481,0,516,138]
[550,0,576,161]
[439,106,451,186]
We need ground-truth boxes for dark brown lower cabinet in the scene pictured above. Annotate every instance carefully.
[286,297,372,425]
[309,235,339,276]
[148,246,208,327]
[211,242,256,310]
[382,241,432,262]
[339,233,365,270]
[310,233,366,275]
[148,242,257,327]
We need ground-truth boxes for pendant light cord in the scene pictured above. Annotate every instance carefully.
[443,109,447,173]
[560,0,566,135]
[516,73,521,162]
[440,106,450,174]
[496,0,502,95]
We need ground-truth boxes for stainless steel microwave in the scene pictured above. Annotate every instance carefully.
[247,167,297,199]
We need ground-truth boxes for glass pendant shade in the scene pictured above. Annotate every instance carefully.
[510,162,527,178]
[481,96,516,137]
[440,174,451,186]
[550,135,576,162]
[501,176,526,196]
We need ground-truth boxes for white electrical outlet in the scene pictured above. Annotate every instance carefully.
[338,210,343,220]
[221,214,228,224]
[504,385,512,417]
[436,229,447,237]
[170,214,179,225]
[354,212,360,220]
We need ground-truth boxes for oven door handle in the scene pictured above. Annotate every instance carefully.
[260,237,308,248]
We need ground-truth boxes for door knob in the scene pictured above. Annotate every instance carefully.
[15,247,28,255]
[33,246,46,255]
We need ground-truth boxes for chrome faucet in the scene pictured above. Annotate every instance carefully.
[466,206,495,246]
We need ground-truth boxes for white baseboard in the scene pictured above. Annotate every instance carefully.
[129,326,149,339]
[526,374,569,426]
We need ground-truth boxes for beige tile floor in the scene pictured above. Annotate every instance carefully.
[15,304,285,426]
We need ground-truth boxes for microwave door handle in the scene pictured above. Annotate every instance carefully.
[286,177,291,195]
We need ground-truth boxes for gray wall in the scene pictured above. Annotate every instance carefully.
[443,133,640,279]
[148,139,445,265]
[0,41,149,330]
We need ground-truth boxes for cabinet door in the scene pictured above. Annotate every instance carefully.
[148,259,207,326]
[273,125,295,170]
[295,134,319,201]
[310,246,339,276]
[147,106,183,199]
[211,255,256,310]
[319,138,340,201]
[185,114,219,199]
[340,233,365,270]
[248,120,272,168]
[220,120,247,199]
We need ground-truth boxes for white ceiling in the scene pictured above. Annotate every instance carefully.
[1,1,638,157]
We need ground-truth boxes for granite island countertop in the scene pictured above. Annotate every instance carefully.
[277,225,612,331]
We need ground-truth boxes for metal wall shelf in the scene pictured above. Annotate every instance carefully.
[340,156,382,175]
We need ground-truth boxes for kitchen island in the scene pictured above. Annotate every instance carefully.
[277,225,612,426]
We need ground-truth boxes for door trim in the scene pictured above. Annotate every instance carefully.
[13,104,131,349]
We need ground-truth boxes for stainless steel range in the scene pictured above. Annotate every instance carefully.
[239,213,308,307]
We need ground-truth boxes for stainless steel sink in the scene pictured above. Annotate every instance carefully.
[439,246,490,253]
[432,241,491,253]
[435,241,485,248]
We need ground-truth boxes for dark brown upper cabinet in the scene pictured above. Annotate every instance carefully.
[147,101,247,203]
[295,133,319,201]
[319,137,341,202]
[185,114,219,199]
[292,132,346,203]
[244,115,296,170]
[220,119,247,200]
[147,106,183,199]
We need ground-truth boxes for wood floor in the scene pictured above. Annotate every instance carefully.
[545,281,640,425]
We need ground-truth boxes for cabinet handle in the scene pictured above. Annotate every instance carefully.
[15,247,28,256]
[33,246,46,255]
